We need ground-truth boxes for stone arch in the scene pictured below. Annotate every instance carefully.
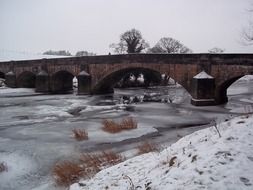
[51,67,76,77]
[92,67,182,94]
[215,75,246,104]
[17,71,36,88]
[50,70,74,93]
[0,71,5,79]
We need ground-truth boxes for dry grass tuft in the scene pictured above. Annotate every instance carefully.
[137,142,159,155]
[120,117,137,130]
[52,150,124,186]
[80,150,124,171]
[102,117,137,133]
[100,150,124,165]
[102,119,122,133]
[0,162,8,173]
[52,161,84,186]
[72,128,88,141]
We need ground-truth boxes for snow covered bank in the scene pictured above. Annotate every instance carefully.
[71,114,253,190]
[0,87,36,96]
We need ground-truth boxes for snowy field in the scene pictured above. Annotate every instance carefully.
[0,50,68,62]
[70,114,253,190]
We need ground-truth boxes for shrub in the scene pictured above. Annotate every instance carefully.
[121,117,137,130]
[80,150,124,171]
[137,142,159,155]
[72,128,88,141]
[53,150,124,186]
[0,162,8,173]
[52,161,84,186]
[101,150,124,165]
[102,119,122,133]
[102,117,137,133]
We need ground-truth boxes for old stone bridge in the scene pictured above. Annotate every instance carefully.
[0,54,253,106]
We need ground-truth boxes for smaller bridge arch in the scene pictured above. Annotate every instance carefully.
[216,74,252,104]
[0,71,5,79]
[17,71,36,88]
[50,70,74,93]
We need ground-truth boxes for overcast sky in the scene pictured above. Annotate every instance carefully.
[0,0,252,55]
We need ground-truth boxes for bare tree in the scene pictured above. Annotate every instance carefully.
[110,28,149,54]
[148,37,192,53]
[109,42,127,54]
[241,4,253,45]
[208,47,225,53]
[242,21,253,45]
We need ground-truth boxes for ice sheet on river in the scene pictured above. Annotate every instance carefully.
[1,79,253,190]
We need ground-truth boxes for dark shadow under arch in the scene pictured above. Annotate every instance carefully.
[115,69,162,88]
[0,71,5,79]
[51,70,74,93]
[93,67,166,94]
[17,71,36,88]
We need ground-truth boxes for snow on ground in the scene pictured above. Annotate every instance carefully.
[0,152,38,189]
[70,114,253,190]
[0,87,34,95]
[193,71,213,79]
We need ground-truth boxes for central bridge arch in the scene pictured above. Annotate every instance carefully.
[91,67,189,95]
[92,67,161,94]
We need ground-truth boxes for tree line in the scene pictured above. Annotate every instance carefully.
[43,50,96,57]
[110,28,225,54]
[43,28,225,56]
[109,28,192,54]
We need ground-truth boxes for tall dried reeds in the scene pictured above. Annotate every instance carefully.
[52,150,124,187]
[72,128,88,141]
[0,162,8,173]
[102,117,137,133]
[52,161,84,186]
[137,141,159,155]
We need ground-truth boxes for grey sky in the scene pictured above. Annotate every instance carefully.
[0,0,252,55]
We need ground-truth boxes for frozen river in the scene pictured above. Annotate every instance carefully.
[0,79,253,190]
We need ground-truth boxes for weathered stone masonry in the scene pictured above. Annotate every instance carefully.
[0,54,253,106]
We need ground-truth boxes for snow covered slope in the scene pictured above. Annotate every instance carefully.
[71,114,253,190]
